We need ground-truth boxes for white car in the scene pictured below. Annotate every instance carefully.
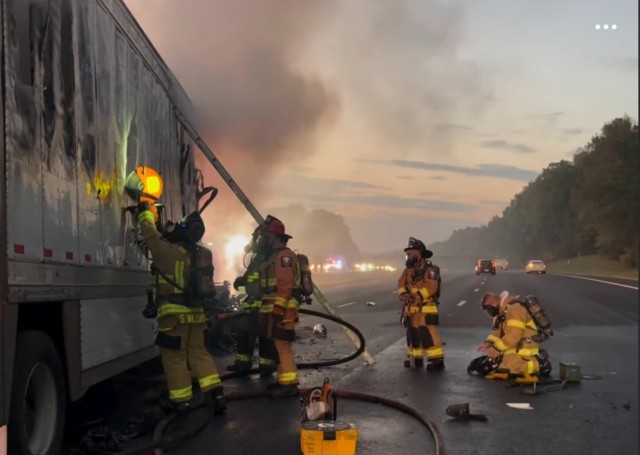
[525,260,546,274]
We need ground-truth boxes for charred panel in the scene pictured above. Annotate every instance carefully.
[75,0,101,266]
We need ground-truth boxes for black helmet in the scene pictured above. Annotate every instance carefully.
[164,211,205,244]
[404,237,433,259]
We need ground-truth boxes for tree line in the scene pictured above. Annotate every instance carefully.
[431,116,638,267]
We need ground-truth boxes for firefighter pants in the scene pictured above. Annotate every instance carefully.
[405,306,444,361]
[259,312,299,386]
[234,312,279,370]
[498,354,540,376]
[156,314,222,403]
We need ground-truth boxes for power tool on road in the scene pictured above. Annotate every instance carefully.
[299,378,358,455]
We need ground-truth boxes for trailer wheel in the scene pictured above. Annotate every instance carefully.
[8,331,67,455]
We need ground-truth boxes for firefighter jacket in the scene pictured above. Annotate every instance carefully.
[485,295,539,358]
[138,210,205,320]
[398,260,439,307]
[240,253,265,313]
[259,247,300,315]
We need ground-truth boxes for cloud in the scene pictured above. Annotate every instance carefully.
[389,160,539,181]
[303,193,475,213]
[481,139,536,154]
[602,56,638,73]
[528,111,565,120]
[288,175,390,192]
[434,123,474,132]
[429,176,446,180]
[396,175,416,180]
[562,128,583,135]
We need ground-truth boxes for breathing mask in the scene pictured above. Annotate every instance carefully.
[405,253,419,268]
[480,293,500,318]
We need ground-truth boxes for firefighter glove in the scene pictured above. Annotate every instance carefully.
[233,276,245,290]
[399,292,411,304]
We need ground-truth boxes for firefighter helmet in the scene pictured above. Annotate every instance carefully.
[260,215,292,239]
[403,236,433,258]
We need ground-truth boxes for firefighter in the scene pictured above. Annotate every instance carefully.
[137,203,226,414]
[397,237,445,370]
[257,215,301,396]
[476,291,549,383]
[228,229,280,377]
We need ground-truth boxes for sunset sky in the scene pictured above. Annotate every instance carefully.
[125,0,638,254]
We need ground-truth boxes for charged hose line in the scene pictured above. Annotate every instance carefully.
[117,309,444,455]
[223,307,366,382]
[123,389,444,455]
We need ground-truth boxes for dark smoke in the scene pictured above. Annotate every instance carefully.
[126,0,340,179]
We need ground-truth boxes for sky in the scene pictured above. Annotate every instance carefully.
[125,0,638,255]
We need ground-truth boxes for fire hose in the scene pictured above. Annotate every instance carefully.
[115,308,445,455]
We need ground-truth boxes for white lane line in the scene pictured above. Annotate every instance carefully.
[337,301,357,308]
[553,274,638,290]
[391,290,399,294]
[473,288,480,292]
[457,300,467,307]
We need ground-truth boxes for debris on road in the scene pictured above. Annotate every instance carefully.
[313,324,328,337]
[365,301,376,306]
[506,403,534,410]
[445,403,488,421]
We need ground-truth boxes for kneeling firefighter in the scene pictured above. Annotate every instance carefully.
[474,291,552,383]
[256,215,302,396]
[397,237,445,370]
[228,225,280,377]
[137,203,226,414]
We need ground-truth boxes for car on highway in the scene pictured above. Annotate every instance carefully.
[525,259,547,274]
[494,258,509,270]
[475,259,496,275]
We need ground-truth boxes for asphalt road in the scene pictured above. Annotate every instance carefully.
[64,269,639,455]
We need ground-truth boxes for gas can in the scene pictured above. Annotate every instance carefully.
[300,421,358,455]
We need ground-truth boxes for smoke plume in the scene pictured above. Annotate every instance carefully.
[125,0,493,277]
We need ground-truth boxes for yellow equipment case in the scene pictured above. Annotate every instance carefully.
[300,421,358,455]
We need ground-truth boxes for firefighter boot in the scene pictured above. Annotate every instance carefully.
[259,365,277,379]
[514,373,539,385]
[485,368,510,380]
[426,359,445,371]
[167,399,194,415]
[227,362,252,374]
[205,386,227,415]
[414,358,424,368]
[266,382,299,398]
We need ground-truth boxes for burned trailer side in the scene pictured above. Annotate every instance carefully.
[1,0,200,453]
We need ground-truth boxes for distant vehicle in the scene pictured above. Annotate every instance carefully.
[475,259,496,275]
[525,260,547,274]
[494,258,509,270]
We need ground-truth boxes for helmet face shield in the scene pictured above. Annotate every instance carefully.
[405,251,420,267]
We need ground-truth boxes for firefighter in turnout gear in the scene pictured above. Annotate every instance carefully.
[257,215,301,396]
[137,203,226,414]
[397,237,445,370]
[228,227,280,377]
[476,291,550,383]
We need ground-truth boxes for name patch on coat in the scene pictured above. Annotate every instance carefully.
[281,256,292,267]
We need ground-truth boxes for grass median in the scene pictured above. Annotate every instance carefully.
[547,254,638,281]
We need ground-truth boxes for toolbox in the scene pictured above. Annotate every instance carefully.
[300,421,358,455]
[559,362,581,382]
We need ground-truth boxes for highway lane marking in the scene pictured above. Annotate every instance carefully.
[473,288,480,292]
[337,301,357,308]
[554,274,638,290]
[457,300,467,307]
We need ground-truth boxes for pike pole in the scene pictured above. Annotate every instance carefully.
[173,109,376,366]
